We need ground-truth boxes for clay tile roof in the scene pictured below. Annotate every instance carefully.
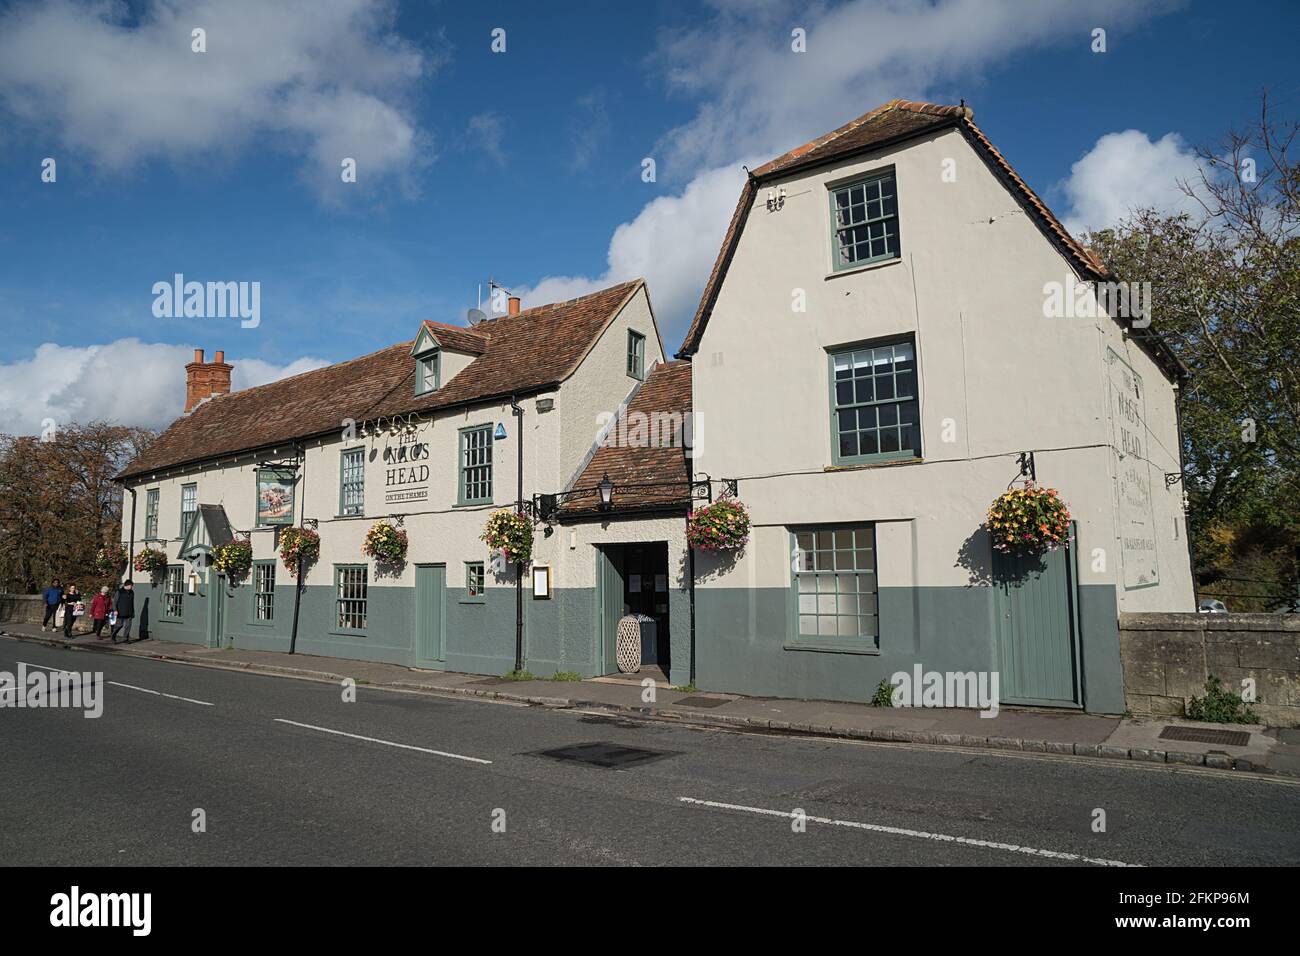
[117,279,644,481]
[676,100,1189,380]
[420,320,490,355]
[558,360,692,516]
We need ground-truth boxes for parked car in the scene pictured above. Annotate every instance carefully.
[1198,599,1228,614]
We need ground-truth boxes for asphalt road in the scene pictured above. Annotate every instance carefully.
[2,637,1298,866]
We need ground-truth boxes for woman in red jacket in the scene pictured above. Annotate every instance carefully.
[90,586,112,639]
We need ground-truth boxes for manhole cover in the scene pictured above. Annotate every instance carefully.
[1159,725,1250,747]
[673,696,731,708]
[531,741,678,769]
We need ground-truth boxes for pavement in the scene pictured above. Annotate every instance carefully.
[5,620,1297,778]
[3,635,1300,867]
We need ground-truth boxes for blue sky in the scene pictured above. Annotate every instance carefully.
[0,0,1296,433]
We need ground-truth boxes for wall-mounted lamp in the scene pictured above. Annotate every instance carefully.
[598,473,614,509]
[187,570,199,595]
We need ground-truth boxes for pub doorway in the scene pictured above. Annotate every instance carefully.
[596,541,670,680]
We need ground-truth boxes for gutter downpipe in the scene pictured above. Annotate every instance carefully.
[510,394,524,672]
[126,486,137,583]
[289,442,307,655]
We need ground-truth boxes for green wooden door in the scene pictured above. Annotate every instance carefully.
[414,564,446,666]
[993,541,1080,707]
[596,547,625,675]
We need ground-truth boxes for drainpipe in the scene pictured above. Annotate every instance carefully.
[1174,384,1198,608]
[289,443,307,655]
[510,395,524,672]
[125,486,137,583]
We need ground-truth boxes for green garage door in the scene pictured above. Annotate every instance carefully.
[992,540,1081,708]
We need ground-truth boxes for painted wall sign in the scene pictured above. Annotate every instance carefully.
[1106,347,1159,590]
[383,428,430,505]
[256,468,296,526]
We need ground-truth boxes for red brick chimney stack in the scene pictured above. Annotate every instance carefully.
[185,348,234,413]
[507,295,521,316]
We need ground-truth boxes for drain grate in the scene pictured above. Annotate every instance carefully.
[1159,725,1250,747]
[672,696,731,709]
[531,741,679,769]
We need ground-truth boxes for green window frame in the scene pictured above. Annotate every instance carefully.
[179,483,197,537]
[829,338,920,465]
[626,330,646,380]
[144,488,159,540]
[416,350,440,395]
[464,561,485,603]
[163,565,185,620]
[789,525,879,649]
[339,446,365,516]
[458,425,493,505]
[830,170,899,270]
[253,560,275,623]
[334,565,368,632]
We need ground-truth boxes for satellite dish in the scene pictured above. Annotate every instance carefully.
[467,308,487,325]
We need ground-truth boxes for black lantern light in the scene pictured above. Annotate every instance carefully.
[598,473,614,508]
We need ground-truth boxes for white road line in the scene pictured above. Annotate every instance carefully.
[273,718,492,765]
[16,661,213,706]
[678,796,1140,867]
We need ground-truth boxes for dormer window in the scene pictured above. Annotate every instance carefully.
[416,350,440,395]
[411,325,441,396]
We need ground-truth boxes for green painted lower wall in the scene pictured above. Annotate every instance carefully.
[135,573,1121,712]
[694,583,1125,714]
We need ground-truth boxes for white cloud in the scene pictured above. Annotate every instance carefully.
[516,0,1174,349]
[466,112,507,167]
[0,339,327,435]
[515,161,758,338]
[1059,130,1205,235]
[0,0,434,199]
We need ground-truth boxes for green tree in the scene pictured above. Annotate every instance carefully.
[1085,94,1299,610]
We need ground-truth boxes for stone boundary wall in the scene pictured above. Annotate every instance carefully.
[1119,612,1300,727]
[0,593,46,626]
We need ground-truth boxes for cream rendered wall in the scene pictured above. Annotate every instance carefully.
[121,287,676,602]
[691,125,1192,607]
[555,285,665,493]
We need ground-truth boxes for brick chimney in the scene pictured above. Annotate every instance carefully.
[507,295,521,316]
[185,348,233,413]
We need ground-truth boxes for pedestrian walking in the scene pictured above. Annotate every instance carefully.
[110,580,135,643]
[41,579,63,631]
[90,586,112,639]
[61,584,83,638]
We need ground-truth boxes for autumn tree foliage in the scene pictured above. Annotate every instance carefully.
[0,422,155,594]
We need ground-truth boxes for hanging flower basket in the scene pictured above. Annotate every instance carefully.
[481,510,533,564]
[363,520,408,566]
[987,483,1071,554]
[279,526,320,578]
[213,537,253,580]
[687,496,751,552]
[133,546,168,578]
[96,543,128,577]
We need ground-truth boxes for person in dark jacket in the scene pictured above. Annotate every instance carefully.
[90,587,112,639]
[110,581,135,643]
[41,579,63,631]
[61,584,82,638]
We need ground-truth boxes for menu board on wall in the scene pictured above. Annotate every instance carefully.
[1106,347,1160,590]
